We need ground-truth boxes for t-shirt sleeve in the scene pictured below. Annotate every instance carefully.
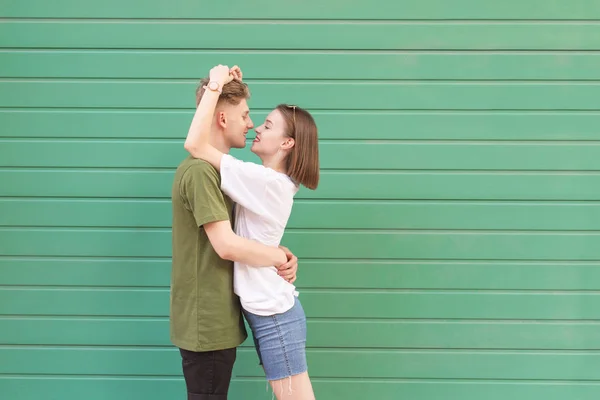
[180,162,230,227]
[220,154,279,218]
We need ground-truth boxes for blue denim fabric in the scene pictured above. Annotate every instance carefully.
[242,297,308,381]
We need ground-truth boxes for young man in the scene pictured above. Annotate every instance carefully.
[170,67,299,400]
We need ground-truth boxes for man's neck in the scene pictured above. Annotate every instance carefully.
[209,129,230,154]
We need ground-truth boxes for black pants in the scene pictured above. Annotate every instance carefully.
[179,347,237,400]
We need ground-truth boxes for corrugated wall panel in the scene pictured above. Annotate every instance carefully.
[3,0,600,19]
[1,1,598,399]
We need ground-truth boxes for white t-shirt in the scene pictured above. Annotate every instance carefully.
[220,154,299,316]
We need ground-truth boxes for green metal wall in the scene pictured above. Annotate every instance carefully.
[1,1,600,399]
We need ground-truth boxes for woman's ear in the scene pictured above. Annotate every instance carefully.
[281,137,295,150]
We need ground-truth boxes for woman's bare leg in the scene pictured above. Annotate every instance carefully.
[270,371,315,400]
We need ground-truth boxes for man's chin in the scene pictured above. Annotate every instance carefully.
[231,141,247,149]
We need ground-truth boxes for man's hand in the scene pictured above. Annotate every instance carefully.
[277,245,298,284]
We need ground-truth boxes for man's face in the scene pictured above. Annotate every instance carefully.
[222,99,254,149]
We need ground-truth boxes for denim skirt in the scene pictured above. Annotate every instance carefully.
[242,297,308,381]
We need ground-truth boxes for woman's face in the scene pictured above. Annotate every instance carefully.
[251,109,289,158]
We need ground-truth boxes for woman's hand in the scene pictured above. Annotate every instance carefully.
[209,64,234,86]
[208,64,242,86]
[230,65,243,81]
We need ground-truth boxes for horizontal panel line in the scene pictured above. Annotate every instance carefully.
[4,166,600,173]
[0,373,181,379]
[3,255,600,264]
[4,138,600,145]
[10,137,600,143]
[9,47,600,54]
[294,257,600,262]
[3,343,600,352]
[4,374,600,385]
[233,169,600,175]
[3,285,600,294]
[4,167,600,173]
[5,315,600,324]
[306,288,600,294]
[4,344,600,355]
[269,228,600,234]
[0,286,168,291]
[299,288,600,294]
[5,107,600,115]
[3,226,600,234]
[297,258,600,264]
[4,167,600,174]
[1,313,598,321]
[4,197,600,205]
[8,137,600,142]
[5,225,600,233]
[0,314,170,318]
[293,317,600,324]
[5,168,600,174]
[0,344,172,349]
[0,315,170,321]
[6,46,600,52]
[5,106,600,114]
[8,76,600,84]
[0,105,417,112]
[0,227,171,232]
[3,107,599,112]
[4,284,600,292]
[3,315,600,324]
[0,106,197,111]
[0,255,172,260]
[16,78,600,85]
[0,196,175,200]
[5,18,600,24]
[0,284,168,290]
[0,225,170,229]
[292,198,600,202]
[276,228,600,234]
[40,257,598,263]
[0,107,276,112]
[158,344,600,351]
[9,49,600,55]
[10,77,600,84]
[0,166,177,171]
[235,376,600,384]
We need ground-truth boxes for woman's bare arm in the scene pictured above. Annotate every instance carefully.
[184,65,242,171]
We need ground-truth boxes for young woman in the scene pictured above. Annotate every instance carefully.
[184,64,319,400]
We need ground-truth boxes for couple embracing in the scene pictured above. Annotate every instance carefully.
[170,64,319,400]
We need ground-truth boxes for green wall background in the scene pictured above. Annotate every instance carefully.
[1,1,600,399]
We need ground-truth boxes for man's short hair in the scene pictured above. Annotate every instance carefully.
[195,78,250,107]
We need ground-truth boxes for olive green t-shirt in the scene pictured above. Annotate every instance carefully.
[170,156,247,351]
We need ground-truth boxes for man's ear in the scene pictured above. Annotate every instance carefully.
[216,111,227,129]
[281,137,295,150]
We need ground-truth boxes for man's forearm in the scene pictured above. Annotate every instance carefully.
[223,235,286,267]
[204,219,287,267]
